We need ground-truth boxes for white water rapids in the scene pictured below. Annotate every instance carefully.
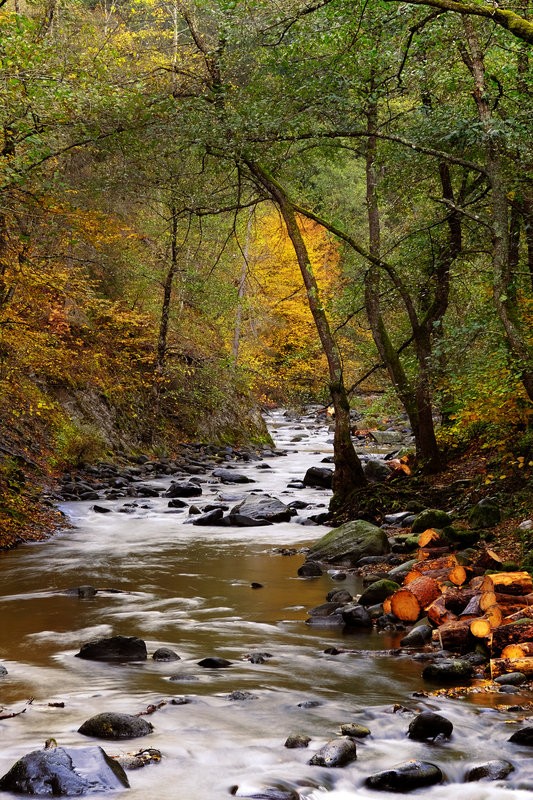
[0,409,532,799]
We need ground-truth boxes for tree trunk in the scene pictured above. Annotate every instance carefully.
[461,18,533,401]
[232,210,253,364]
[244,160,367,506]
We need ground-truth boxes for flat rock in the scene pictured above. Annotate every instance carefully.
[0,745,129,795]
[75,636,147,662]
[365,760,443,792]
[212,469,255,484]
[229,495,291,524]
[78,713,153,740]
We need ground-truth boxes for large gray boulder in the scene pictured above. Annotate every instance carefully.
[229,495,291,524]
[0,746,129,795]
[305,520,390,566]
[365,760,443,792]
[78,713,153,740]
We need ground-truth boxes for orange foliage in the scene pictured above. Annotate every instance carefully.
[239,207,340,403]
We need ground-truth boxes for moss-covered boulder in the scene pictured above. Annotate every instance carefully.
[411,509,452,533]
[469,498,501,529]
[305,520,390,567]
[359,579,400,606]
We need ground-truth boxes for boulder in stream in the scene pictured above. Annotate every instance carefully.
[78,712,154,740]
[422,658,474,684]
[165,482,202,498]
[465,759,515,782]
[229,495,292,524]
[212,469,255,484]
[302,467,333,489]
[408,711,453,742]
[308,737,357,767]
[0,745,129,795]
[509,726,533,746]
[305,520,389,567]
[152,647,180,662]
[75,636,147,662]
[365,760,443,792]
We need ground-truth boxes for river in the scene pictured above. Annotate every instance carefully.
[0,409,532,799]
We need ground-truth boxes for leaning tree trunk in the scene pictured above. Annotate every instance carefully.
[245,160,366,507]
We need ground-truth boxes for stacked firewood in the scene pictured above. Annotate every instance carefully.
[384,529,533,679]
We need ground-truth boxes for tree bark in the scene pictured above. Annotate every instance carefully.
[244,160,367,506]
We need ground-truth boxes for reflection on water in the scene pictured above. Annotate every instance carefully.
[0,410,532,799]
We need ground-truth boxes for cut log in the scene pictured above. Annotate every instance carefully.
[426,595,458,627]
[417,546,453,561]
[479,591,498,612]
[495,591,533,606]
[488,572,533,595]
[501,642,533,659]
[444,587,478,614]
[390,576,441,622]
[382,597,392,615]
[469,605,503,639]
[474,549,505,572]
[491,620,533,654]
[470,575,494,592]
[448,565,468,586]
[490,656,533,679]
[432,619,474,652]
[460,595,482,617]
[417,529,445,548]
[470,617,492,639]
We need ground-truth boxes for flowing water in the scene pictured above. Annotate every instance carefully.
[0,410,532,799]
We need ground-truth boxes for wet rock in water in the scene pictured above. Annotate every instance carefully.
[509,727,533,746]
[65,586,98,598]
[167,498,188,508]
[339,723,371,738]
[152,648,180,662]
[303,466,333,489]
[229,495,292,524]
[297,561,323,577]
[422,659,474,684]
[198,657,232,668]
[411,508,452,533]
[165,482,202,498]
[0,745,129,795]
[408,711,453,742]
[75,636,147,662]
[78,713,154,740]
[306,613,344,628]
[0,664,7,676]
[308,737,357,767]
[115,748,162,771]
[400,624,433,647]
[243,652,272,664]
[227,514,272,527]
[359,579,400,606]
[326,589,352,604]
[92,505,112,514]
[341,603,372,628]
[308,601,346,618]
[227,691,257,701]
[284,734,311,748]
[297,700,321,709]
[465,759,514,782]
[212,468,255,484]
[305,519,389,567]
[495,672,527,685]
[365,760,443,792]
[231,786,299,800]
[191,508,225,526]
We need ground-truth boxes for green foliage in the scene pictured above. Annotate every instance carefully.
[53,419,108,468]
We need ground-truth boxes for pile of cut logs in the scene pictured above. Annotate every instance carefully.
[383,529,533,680]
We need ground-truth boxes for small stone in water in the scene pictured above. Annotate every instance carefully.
[198,657,232,668]
[284,734,311,749]
[408,711,453,742]
[340,723,371,738]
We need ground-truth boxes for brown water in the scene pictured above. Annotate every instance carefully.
[0,410,532,799]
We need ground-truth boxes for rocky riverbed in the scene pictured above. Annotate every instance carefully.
[1,408,533,799]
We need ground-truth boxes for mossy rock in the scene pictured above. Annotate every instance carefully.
[305,520,390,566]
[411,509,452,533]
[469,498,501,529]
[359,579,400,606]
